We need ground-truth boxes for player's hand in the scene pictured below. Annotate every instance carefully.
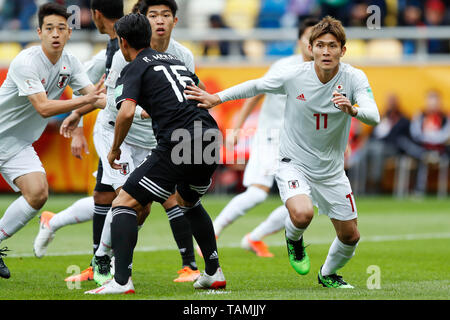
[226,128,240,146]
[332,91,358,117]
[108,148,122,170]
[71,127,89,159]
[60,112,81,138]
[86,74,106,105]
[185,84,221,109]
[141,109,150,119]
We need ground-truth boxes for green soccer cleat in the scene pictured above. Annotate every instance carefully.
[285,234,310,275]
[0,247,11,279]
[318,266,354,288]
[92,255,113,286]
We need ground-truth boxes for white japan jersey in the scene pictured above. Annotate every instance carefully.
[218,61,380,181]
[100,38,195,149]
[0,46,91,161]
[79,49,107,90]
[256,54,303,137]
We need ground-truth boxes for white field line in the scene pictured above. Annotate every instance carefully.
[7,232,450,258]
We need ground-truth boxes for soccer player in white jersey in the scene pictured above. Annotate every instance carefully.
[0,3,105,279]
[186,16,380,288]
[33,0,124,283]
[48,0,204,286]
[210,18,319,259]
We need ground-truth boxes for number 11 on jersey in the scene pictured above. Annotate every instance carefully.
[313,113,328,130]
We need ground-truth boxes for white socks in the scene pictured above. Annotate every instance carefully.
[284,214,306,241]
[213,186,268,236]
[321,237,358,276]
[49,197,94,231]
[0,196,38,242]
[249,205,288,241]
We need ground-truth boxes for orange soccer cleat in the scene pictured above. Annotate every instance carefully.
[65,266,94,282]
[173,266,201,283]
[241,234,274,258]
[33,211,56,258]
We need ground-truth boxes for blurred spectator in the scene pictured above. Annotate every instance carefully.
[398,1,425,54]
[348,1,369,26]
[424,0,450,53]
[355,94,417,194]
[202,14,245,57]
[319,0,352,25]
[282,0,319,27]
[0,0,37,30]
[410,90,450,194]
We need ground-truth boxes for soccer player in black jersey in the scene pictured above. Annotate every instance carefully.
[86,13,225,294]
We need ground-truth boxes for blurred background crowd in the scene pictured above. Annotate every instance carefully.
[0,0,449,197]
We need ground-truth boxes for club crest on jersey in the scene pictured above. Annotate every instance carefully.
[119,162,130,176]
[288,180,299,189]
[57,74,70,89]
[333,85,347,109]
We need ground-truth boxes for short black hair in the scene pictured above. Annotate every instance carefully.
[91,0,124,20]
[138,0,178,17]
[38,2,70,28]
[114,13,151,50]
[132,0,144,14]
[298,17,320,39]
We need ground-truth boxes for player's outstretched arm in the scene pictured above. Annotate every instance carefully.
[27,82,104,119]
[185,84,222,109]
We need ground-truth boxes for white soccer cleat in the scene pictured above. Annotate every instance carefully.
[84,277,135,295]
[33,211,56,258]
[193,267,226,290]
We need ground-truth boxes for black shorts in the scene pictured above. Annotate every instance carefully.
[122,147,218,207]
[94,159,115,193]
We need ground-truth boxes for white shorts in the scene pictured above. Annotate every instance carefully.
[243,132,279,188]
[93,122,151,190]
[275,161,357,221]
[0,146,46,192]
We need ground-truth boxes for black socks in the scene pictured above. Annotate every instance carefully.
[93,204,110,255]
[166,206,197,270]
[180,201,219,276]
[111,206,138,285]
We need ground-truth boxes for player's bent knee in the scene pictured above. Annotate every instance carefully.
[339,231,360,246]
[25,187,48,210]
[93,190,116,205]
[289,209,314,228]
[286,200,314,227]
[112,189,143,213]
[137,204,151,225]
[162,194,177,210]
[175,191,195,208]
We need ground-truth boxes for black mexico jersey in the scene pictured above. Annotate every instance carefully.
[115,47,218,150]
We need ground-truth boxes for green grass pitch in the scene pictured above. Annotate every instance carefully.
[0,194,449,300]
